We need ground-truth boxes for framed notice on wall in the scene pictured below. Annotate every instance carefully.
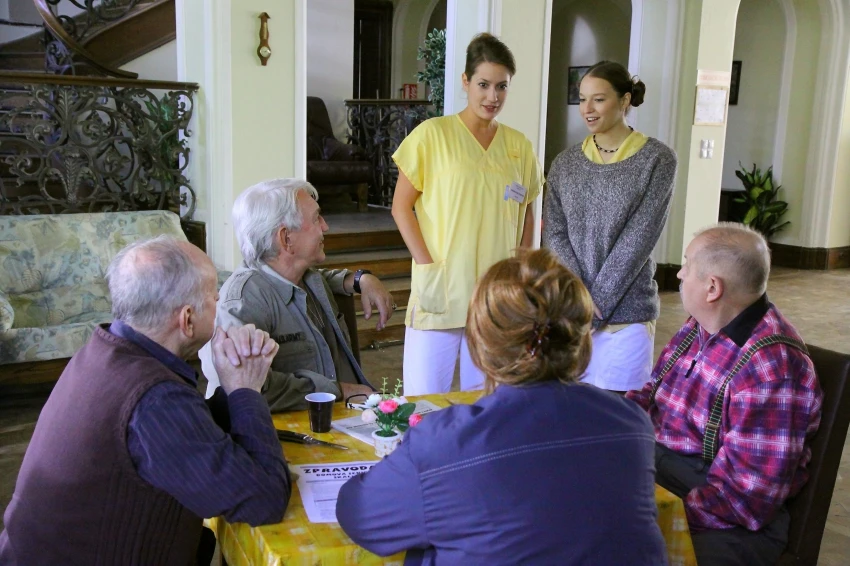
[693,86,729,126]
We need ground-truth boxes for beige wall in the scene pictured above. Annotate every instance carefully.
[120,41,178,81]
[545,0,631,168]
[177,0,303,269]
[230,0,300,206]
[770,0,819,246]
[722,0,785,189]
[392,0,440,98]
[828,69,850,248]
[307,0,354,140]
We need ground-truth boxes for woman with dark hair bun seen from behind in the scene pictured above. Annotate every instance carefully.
[391,33,544,398]
[336,248,667,565]
[543,60,677,394]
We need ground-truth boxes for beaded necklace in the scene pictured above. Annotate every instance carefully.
[593,126,634,155]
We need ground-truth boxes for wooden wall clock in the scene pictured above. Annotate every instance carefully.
[257,12,271,66]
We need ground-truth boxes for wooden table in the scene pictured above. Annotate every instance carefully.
[209,392,696,565]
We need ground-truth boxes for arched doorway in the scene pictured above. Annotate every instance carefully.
[544,0,632,169]
[719,0,787,223]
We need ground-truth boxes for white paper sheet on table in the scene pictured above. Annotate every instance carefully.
[330,400,443,446]
[293,461,377,523]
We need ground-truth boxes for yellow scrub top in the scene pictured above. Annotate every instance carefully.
[582,130,648,164]
[393,114,543,330]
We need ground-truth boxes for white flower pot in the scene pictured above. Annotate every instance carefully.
[371,430,402,458]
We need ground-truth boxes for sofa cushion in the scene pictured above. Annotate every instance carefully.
[0,289,13,332]
[0,318,112,364]
[0,211,187,296]
[9,283,111,328]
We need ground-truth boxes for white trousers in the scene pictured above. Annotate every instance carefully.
[581,323,654,392]
[402,325,485,396]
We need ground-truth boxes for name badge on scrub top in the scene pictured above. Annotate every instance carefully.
[504,182,527,203]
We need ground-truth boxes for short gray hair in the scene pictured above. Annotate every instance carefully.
[107,236,208,330]
[692,222,771,296]
[232,178,319,268]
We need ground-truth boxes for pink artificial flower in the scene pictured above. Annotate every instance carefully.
[377,399,399,414]
[408,413,422,427]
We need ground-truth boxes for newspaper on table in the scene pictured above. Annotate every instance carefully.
[292,461,377,523]
[331,400,443,446]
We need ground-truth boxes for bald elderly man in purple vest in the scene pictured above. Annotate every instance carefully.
[0,237,291,565]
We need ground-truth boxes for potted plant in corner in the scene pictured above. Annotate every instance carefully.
[360,378,422,457]
[417,28,446,117]
[733,162,791,237]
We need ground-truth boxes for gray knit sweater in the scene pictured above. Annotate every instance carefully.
[543,138,677,325]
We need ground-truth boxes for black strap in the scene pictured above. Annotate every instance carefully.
[701,334,807,463]
[649,328,808,463]
[649,325,699,404]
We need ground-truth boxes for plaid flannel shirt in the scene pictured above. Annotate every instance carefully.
[628,295,822,531]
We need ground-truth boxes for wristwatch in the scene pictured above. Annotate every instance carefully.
[353,269,372,294]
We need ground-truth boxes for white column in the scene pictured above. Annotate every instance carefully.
[444,0,493,115]
[679,0,741,254]
[176,0,306,270]
[498,0,551,248]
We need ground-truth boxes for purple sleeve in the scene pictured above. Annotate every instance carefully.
[128,382,291,526]
[336,436,429,556]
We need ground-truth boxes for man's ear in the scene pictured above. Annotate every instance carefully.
[178,305,194,338]
[278,226,291,253]
[705,275,724,304]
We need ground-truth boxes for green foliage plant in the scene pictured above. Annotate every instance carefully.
[733,162,791,237]
[416,28,446,117]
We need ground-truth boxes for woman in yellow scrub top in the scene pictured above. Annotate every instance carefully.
[391,33,544,395]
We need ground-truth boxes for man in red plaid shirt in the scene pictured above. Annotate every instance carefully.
[628,223,822,566]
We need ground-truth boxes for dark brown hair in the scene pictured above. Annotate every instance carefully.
[464,33,516,78]
[582,60,646,107]
[466,248,593,394]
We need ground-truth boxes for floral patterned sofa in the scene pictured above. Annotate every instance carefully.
[0,211,202,382]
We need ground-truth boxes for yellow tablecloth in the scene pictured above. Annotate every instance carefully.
[208,392,696,566]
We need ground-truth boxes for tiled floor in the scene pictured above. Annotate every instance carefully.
[0,267,848,564]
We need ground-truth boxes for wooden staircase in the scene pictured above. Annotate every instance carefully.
[323,208,410,350]
[0,0,175,76]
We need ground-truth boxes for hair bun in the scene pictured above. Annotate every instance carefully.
[630,77,646,107]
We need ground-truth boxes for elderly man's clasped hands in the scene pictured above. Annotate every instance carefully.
[211,324,279,395]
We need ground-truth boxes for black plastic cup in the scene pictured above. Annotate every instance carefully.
[305,392,336,433]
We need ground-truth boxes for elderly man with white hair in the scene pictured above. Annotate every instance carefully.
[0,237,290,565]
[203,178,393,411]
[628,222,822,566]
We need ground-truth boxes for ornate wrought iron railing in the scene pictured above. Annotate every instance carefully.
[0,71,198,219]
[345,99,432,207]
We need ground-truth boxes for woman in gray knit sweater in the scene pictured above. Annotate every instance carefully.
[543,61,677,393]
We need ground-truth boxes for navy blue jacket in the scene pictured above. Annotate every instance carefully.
[337,381,667,565]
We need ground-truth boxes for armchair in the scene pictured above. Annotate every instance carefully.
[306,97,373,212]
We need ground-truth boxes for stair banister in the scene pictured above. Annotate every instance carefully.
[31,0,139,79]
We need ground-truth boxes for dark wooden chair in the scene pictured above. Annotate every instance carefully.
[778,344,850,565]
